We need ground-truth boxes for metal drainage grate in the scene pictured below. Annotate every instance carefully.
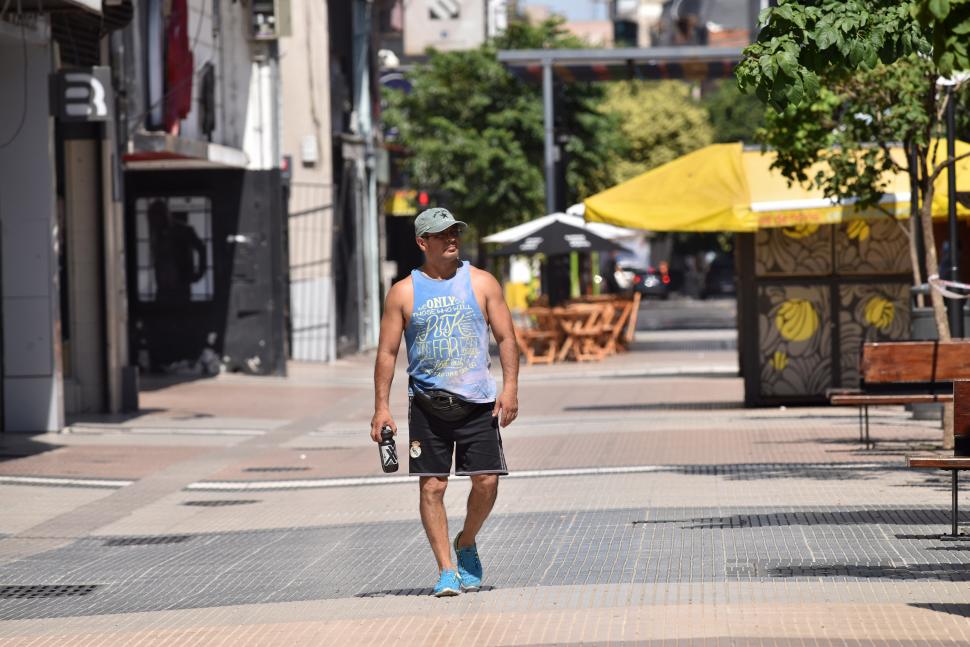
[243,466,310,473]
[181,499,261,507]
[356,585,495,598]
[103,535,192,546]
[0,584,99,599]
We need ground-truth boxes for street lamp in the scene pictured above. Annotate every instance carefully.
[938,75,967,337]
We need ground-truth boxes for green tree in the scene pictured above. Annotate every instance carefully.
[737,1,970,340]
[735,1,927,111]
[602,80,713,182]
[702,80,766,144]
[382,18,624,235]
[911,0,970,76]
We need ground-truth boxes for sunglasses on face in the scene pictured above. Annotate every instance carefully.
[423,227,463,241]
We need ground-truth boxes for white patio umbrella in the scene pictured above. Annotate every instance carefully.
[481,210,647,245]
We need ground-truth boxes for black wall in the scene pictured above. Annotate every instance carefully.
[124,169,287,376]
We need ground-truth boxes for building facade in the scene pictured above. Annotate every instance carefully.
[1,0,137,432]
[120,0,289,379]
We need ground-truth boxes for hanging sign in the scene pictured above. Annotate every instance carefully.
[50,67,113,122]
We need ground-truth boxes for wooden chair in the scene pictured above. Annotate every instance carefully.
[599,297,634,356]
[514,307,559,365]
[621,291,641,349]
[556,304,609,362]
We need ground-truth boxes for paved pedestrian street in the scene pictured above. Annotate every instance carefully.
[0,334,968,645]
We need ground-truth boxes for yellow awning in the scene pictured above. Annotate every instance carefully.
[584,141,970,232]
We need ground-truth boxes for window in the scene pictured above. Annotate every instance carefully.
[135,196,214,303]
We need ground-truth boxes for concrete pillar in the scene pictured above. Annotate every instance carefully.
[63,139,106,414]
[0,29,63,432]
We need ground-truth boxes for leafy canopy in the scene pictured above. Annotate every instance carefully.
[382,19,624,234]
[757,54,935,209]
[738,1,966,339]
[702,80,766,144]
[912,0,970,76]
[736,1,929,111]
[602,80,713,182]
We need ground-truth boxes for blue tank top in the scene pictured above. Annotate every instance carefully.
[404,261,497,403]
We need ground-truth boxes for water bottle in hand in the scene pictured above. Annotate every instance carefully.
[378,425,398,473]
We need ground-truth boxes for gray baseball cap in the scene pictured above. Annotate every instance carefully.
[414,207,467,237]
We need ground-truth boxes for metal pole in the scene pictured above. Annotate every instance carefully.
[947,86,964,337]
[353,0,380,349]
[910,144,925,284]
[542,59,556,215]
[953,469,959,538]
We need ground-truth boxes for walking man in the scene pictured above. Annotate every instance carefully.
[371,207,519,597]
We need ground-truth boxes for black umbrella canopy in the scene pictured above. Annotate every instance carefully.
[491,220,630,256]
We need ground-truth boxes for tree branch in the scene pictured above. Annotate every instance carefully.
[927,150,970,184]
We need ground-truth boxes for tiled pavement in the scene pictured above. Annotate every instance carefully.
[0,332,968,645]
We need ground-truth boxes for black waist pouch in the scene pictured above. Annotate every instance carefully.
[412,387,479,422]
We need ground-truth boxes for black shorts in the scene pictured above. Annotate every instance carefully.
[408,398,508,477]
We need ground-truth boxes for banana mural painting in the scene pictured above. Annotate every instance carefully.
[782,224,820,239]
[759,285,831,397]
[836,218,910,275]
[838,284,910,386]
[756,224,832,277]
[864,296,894,331]
[775,299,820,342]
[751,218,910,402]
[770,350,788,371]
[846,219,870,242]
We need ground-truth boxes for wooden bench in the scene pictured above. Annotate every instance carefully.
[907,379,970,539]
[829,341,970,448]
[907,457,970,539]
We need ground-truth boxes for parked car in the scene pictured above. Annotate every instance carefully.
[702,253,736,298]
[619,264,670,299]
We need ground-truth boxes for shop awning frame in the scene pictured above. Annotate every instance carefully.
[497,46,744,216]
[124,132,250,170]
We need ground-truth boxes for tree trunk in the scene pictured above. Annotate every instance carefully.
[920,184,951,341]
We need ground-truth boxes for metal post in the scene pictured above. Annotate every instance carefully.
[952,469,959,538]
[946,86,963,337]
[910,144,925,285]
[542,59,556,215]
[353,0,380,349]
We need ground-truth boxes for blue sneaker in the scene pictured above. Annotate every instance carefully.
[453,531,483,592]
[433,569,461,597]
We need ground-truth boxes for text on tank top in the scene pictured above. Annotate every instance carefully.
[404,261,497,403]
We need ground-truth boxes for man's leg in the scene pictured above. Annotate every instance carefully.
[457,474,498,548]
[419,476,455,572]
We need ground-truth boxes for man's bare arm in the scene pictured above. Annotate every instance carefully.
[371,282,407,442]
[482,272,519,427]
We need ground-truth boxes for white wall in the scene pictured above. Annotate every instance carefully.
[154,0,267,166]
[0,27,63,432]
[404,0,486,55]
[279,0,335,361]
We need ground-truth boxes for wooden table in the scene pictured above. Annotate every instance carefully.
[907,456,970,539]
[554,304,608,362]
